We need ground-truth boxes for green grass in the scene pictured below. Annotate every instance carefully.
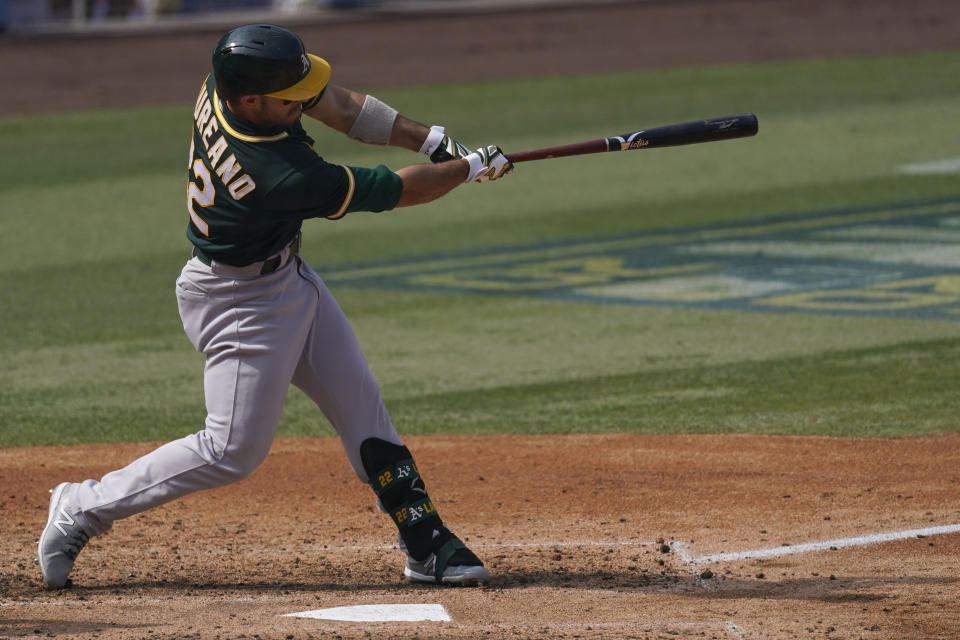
[2,51,960,446]
[384,334,960,438]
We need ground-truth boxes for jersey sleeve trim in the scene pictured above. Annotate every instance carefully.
[326,165,356,220]
[214,94,290,143]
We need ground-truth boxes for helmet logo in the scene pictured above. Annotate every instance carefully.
[301,54,310,74]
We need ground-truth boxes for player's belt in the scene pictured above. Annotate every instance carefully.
[192,232,301,275]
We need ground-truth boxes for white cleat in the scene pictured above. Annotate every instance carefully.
[403,536,491,586]
[37,483,90,589]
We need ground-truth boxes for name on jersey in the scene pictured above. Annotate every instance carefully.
[191,86,256,201]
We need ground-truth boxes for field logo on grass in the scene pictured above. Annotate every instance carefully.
[325,197,960,321]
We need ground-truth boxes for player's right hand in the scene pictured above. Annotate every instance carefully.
[465,145,513,183]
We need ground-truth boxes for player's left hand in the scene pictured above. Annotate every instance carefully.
[420,125,471,163]
[465,145,514,183]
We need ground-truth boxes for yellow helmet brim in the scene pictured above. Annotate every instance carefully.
[265,53,331,102]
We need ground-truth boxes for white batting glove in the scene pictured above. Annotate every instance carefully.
[464,145,514,183]
[419,125,471,163]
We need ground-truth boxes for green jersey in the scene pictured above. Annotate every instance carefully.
[186,76,403,266]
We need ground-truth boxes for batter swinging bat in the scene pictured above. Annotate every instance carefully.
[504,113,758,163]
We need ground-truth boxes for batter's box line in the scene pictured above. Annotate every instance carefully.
[672,522,960,578]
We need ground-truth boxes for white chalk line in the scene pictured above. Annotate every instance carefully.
[692,523,960,565]
[897,157,960,175]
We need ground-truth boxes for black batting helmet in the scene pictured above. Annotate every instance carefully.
[212,24,330,102]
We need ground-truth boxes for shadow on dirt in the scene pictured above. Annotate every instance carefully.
[8,569,958,603]
[0,620,155,639]
[475,569,960,606]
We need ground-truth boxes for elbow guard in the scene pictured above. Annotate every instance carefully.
[347,95,398,145]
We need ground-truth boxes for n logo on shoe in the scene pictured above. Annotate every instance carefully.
[54,507,75,536]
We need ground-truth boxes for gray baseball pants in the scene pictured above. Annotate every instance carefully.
[70,249,401,536]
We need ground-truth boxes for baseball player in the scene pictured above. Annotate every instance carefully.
[38,23,512,589]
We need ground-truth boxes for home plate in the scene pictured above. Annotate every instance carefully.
[282,604,452,622]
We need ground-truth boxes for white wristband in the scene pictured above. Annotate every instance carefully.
[464,152,485,183]
[419,125,446,156]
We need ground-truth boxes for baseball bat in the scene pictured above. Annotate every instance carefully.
[504,113,758,163]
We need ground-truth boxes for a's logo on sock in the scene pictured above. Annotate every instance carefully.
[408,500,435,524]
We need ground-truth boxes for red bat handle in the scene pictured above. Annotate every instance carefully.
[504,114,758,164]
[505,139,610,163]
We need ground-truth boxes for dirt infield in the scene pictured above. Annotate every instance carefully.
[3,434,960,639]
[3,1,960,638]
